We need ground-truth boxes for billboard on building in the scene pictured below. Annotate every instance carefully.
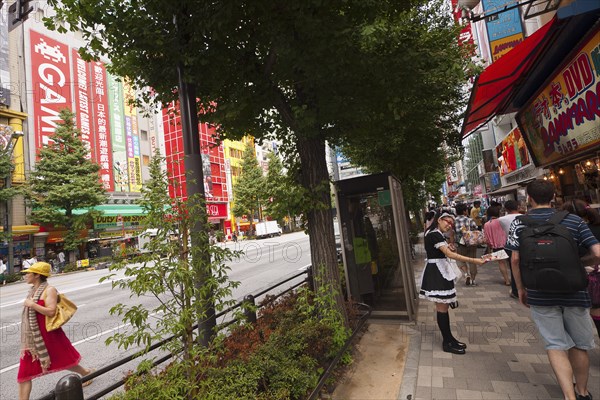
[450,0,475,50]
[90,61,114,191]
[123,79,142,192]
[0,8,9,107]
[496,126,530,176]
[29,31,73,150]
[481,0,524,62]
[447,164,459,184]
[517,26,600,167]
[71,49,94,159]
[107,73,129,192]
[482,149,497,173]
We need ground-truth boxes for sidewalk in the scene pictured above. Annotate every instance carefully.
[332,247,600,400]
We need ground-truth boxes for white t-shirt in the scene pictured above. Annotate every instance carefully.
[0,260,6,274]
[498,213,520,234]
[58,252,65,263]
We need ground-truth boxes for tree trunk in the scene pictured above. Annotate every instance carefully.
[296,136,348,325]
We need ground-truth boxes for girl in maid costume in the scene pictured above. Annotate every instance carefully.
[419,212,488,354]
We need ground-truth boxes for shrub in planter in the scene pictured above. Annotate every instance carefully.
[3,272,22,283]
[113,287,350,400]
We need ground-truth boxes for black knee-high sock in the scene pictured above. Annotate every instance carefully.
[437,311,453,344]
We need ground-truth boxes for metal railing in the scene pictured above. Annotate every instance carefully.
[40,266,315,400]
[40,265,371,400]
[307,302,371,400]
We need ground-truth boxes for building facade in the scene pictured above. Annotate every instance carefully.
[1,4,164,269]
[458,0,599,210]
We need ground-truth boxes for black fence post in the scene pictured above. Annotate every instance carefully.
[243,294,257,324]
[54,374,84,400]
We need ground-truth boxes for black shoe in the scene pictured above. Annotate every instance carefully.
[442,342,466,355]
[576,392,593,400]
[452,339,467,349]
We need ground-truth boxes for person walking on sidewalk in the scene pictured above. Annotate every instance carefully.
[470,200,483,230]
[18,262,95,400]
[498,200,521,299]
[505,180,600,400]
[419,212,487,355]
[562,199,600,339]
[451,204,480,286]
[483,205,511,286]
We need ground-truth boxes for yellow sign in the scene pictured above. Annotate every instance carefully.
[490,33,524,62]
[93,214,146,229]
[517,27,600,166]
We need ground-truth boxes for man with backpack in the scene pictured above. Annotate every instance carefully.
[505,180,600,400]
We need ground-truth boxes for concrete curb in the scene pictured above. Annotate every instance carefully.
[397,325,421,400]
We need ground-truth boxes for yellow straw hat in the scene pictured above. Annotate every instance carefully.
[21,262,52,277]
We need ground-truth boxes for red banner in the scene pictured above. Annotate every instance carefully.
[90,61,115,191]
[71,49,94,159]
[30,31,72,150]
[450,0,475,50]
[207,203,227,218]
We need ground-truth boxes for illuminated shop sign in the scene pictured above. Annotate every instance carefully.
[496,126,530,176]
[517,26,600,167]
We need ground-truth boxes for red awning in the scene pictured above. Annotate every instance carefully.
[461,17,558,137]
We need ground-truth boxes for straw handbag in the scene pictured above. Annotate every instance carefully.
[46,293,78,332]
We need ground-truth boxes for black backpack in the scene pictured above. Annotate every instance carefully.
[518,210,588,293]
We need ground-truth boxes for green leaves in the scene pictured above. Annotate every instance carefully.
[103,151,241,363]
[232,143,265,228]
[263,152,305,227]
[26,108,106,252]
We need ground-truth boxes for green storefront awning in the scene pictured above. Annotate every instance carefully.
[71,204,146,216]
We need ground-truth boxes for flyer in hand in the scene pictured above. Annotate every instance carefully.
[483,249,509,261]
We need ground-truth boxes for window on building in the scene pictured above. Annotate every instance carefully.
[140,130,148,141]
[229,148,243,159]
[142,155,150,166]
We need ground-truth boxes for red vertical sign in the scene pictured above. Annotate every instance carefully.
[90,61,114,191]
[30,31,73,150]
[451,0,475,50]
[71,49,94,160]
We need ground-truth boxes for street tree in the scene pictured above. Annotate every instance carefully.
[232,144,265,235]
[103,151,240,397]
[47,0,472,319]
[25,108,106,262]
[263,152,304,230]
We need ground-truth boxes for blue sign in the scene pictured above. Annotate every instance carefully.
[482,0,523,42]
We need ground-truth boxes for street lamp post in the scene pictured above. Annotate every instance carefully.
[1,125,24,275]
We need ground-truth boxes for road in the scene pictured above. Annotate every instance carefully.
[0,232,311,400]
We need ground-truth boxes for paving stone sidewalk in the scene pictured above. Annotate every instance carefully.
[407,247,600,400]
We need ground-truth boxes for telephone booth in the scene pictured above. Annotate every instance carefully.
[335,173,417,321]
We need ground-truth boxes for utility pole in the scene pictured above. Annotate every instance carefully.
[1,125,23,274]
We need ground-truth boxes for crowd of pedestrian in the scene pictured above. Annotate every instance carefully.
[421,179,600,400]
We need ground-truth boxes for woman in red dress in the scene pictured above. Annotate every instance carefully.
[18,262,94,400]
